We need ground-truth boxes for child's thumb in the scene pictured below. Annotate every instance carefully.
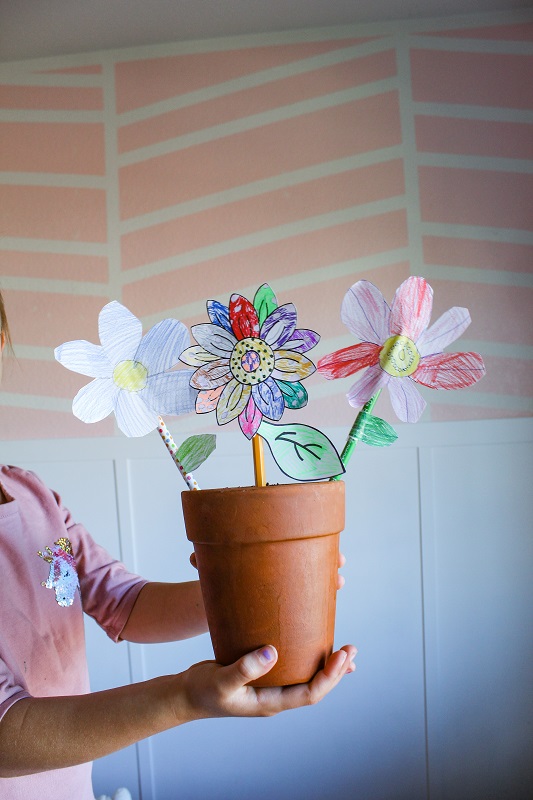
[222,646,278,689]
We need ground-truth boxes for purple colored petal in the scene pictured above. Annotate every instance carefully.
[72,378,118,423]
[389,276,433,342]
[135,318,190,375]
[98,301,142,365]
[54,340,112,378]
[282,328,320,353]
[387,376,426,423]
[114,390,159,437]
[417,307,471,357]
[260,303,297,349]
[341,281,391,345]
[346,363,390,408]
[143,369,197,416]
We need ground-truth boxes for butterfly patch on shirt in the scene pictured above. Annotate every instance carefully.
[37,537,80,607]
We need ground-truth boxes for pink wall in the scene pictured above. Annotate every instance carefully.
[1,13,532,440]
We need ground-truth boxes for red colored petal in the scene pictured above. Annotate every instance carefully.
[412,352,486,390]
[317,342,381,380]
[390,276,433,342]
[229,294,260,340]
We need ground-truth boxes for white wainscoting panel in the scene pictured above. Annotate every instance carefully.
[2,417,531,800]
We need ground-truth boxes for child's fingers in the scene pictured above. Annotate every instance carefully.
[217,646,278,693]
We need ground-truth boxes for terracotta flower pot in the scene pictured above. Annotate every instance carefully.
[181,480,345,687]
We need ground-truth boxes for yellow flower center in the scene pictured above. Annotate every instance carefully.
[379,335,420,377]
[229,337,275,386]
[112,360,148,392]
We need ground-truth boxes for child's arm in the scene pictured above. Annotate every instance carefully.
[120,580,208,643]
[0,643,356,778]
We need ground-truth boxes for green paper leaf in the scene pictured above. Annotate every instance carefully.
[276,379,308,409]
[357,414,398,447]
[253,283,278,327]
[258,420,345,482]
[176,434,216,473]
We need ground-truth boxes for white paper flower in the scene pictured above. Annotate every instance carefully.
[55,301,197,437]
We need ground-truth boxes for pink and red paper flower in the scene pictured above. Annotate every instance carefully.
[317,276,486,423]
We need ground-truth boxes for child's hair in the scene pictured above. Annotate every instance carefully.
[0,288,13,353]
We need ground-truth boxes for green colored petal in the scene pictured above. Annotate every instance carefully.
[253,283,278,327]
[276,379,308,409]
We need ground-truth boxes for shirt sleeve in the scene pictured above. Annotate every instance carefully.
[57,493,148,643]
[0,657,31,722]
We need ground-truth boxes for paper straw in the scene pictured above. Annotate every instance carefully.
[252,434,266,487]
[330,390,382,481]
[157,417,199,491]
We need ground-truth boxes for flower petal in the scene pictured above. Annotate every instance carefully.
[283,328,320,354]
[190,359,232,390]
[387,376,426,423]
[260,303,297,348]
[417,307,471,357]
[135,319,189,374]
[412,352,486,390]
[143,370,197,416]
[229,294,260,340]
[253,284,278,327]
[207,300,232,333]
[196,387,224,414]
[114,391,159,437]
[72,378,118,423]
[180,345,220,367]
[276,379,308,409]
[317,342,381,380]
[55,340,112,377]
[192,323,236,358]
[252,377,285,421]
[341,280,391,344]
[98,301,142,364]
[346,363,390,408]
[216,379,251,425]
[389,276,433,342]
[272,349,316,382]
[239,395,263,439]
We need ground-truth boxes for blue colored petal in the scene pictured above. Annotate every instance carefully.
[252,377,285,421]
[207,300,232,333]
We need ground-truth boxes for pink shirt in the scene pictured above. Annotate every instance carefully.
[0,465,147,800]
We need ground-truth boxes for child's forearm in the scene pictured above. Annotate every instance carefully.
[120,580,208,643]
[0,675,190,777]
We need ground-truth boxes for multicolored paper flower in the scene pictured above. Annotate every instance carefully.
[55,301,197,437]
[180,284,320,438]
[317,276,485,423]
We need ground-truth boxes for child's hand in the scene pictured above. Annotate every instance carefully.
[177,643,357,722]
[190,552,347,590]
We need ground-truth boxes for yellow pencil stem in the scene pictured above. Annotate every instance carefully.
[252,434,266,487]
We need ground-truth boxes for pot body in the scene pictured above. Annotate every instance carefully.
[182,481,345,687]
